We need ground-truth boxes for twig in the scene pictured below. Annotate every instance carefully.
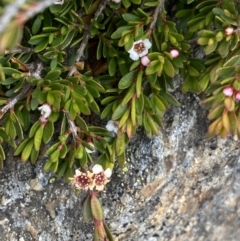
[0,0,57,34]
[20,0,57,22]
[63,111,79,143]
[0,83,31,118]
[68,0,110,77]
[0,61,44,118]
[4,47,34,55]
[149,0,166,30]
[0,0,26,34]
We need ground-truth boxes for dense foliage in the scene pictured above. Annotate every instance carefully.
[0,0,239,239]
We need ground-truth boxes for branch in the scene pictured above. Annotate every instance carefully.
[0,0,57,34]
[0,61,44,118]
[149,0,166,30]
[63,111,79,144]
[0,0,27,34]
[68,0,110,77]
[0,84,31,119]
[19,0,57,23]
[4,47,34,55]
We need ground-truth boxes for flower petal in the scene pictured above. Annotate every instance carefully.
[92,164,104,174]
[129,51,139,61]
[138,49,149,57]
[95,185,104,191]
[106,120,118,134]
[143,39,152,49]
[104,168,112,178]
[38,104,52,118]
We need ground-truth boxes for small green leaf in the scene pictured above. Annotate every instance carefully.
[29,121,41,138]
[32,16,42,34]
[34,38,49,53]
[82,195,93,222]
[112,103,128,120]
[21,140,34,162]
[91,195,103,221]
[43,121,54,144]
[14,138,29,156]
[118,70,137,89]
[34,125,44,151]
[44,69,61,81]
[163,59,175,78]
[111,26,132,39]
[108,57,116,77]
[115,133,126,156]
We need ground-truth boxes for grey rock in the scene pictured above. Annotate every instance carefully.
[0,83,240,241]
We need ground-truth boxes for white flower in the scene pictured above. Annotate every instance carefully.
[85,142,95,154]
[92,164,112,191]
[106,120,118,134]
[38,104,52,118]
[69,169,94,190]
[112,0,121,2]
[128,39,152,61]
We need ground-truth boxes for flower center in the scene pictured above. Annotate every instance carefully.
[94,173,105,186]
[76,174,91,188]
[134,42,145,54]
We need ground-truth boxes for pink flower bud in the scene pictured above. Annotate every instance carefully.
[223,86,234,97]
[141,55,150,66]
[235,92,240,100]
[225,27,234,36]
[170,49,179,58]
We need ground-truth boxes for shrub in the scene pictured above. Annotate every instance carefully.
[0,0,239,239]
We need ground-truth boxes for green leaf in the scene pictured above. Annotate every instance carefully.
[14,138,29,156]
[122,13,141,22]
[204,41,218,55]
[91,195,103,221]
[108,58,116,77]
[118,70,137,89]
[21,140,34,162]
[32,16,42,34]
[111,26,132,39]
[43,121,54,144]
[222,0,236,14]
[115,133,126,156]
[121,85,135,106]
[224,55,240,67]
[218,40,231,58]
[103,223,115,241]
[34,125,44,151]
[75,115,88,133]
[29,121,41,138]
[82,195,93,222]
[30,147,39,164]
[163,59,175,78]
[34,38,49,53]
[197,37,209,45]
[216,66,235,78]
[101,103,114,119]
[56,162,68,179]
[112,104,128,120]
[159,91,180,106]
[44,69,61,81]
[60,30,77,50]
[176,9,193,18]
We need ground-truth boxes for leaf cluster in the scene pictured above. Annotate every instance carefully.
[0,0,239,195]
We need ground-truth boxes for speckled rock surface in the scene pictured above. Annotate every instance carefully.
[1,78,240,241]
